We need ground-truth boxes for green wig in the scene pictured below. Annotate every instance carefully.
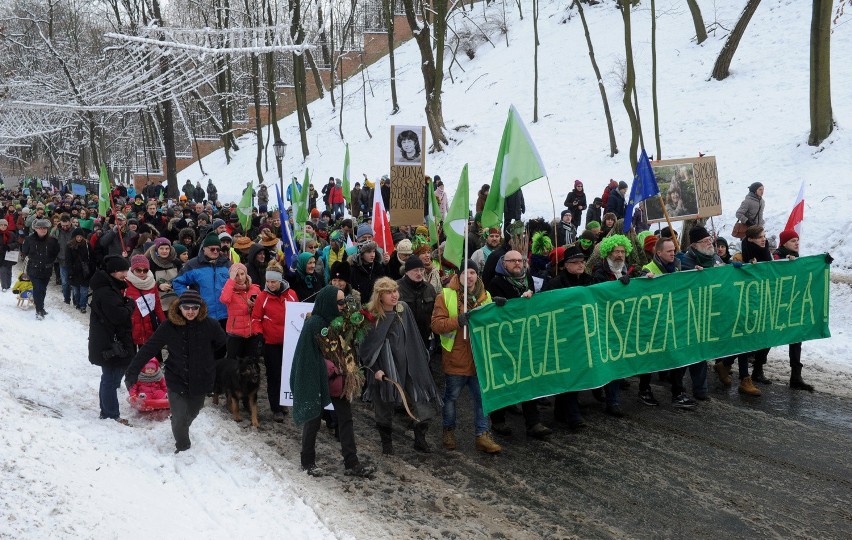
[599,234,633,259]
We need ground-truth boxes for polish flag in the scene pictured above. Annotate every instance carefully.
[371,184,393,253]
[784,181,805,235]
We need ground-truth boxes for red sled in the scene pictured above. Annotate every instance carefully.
[128,394,171,412]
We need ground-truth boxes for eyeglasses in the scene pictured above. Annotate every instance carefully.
[503,258,523,263]
[132,268,149,274]
[336,299,346,306]
[179,304,201,311]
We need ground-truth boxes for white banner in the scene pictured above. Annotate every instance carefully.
[279,301,332,411]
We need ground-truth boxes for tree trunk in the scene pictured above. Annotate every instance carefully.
[685,0,708,44]
[621,2,640,172]
[711,0,762,81]
[575,0,618,157]
[305,50,326,99]
[383,0,400,114]
[651,0,661,159]
[402,0,449,150]
[151,0,178,197]
[532,0,540,122]
[264,0,282,150]
[291,0,310,158]
[808,0,833,146]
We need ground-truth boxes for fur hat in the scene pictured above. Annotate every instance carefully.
[130,255,150,270]
[689,226,711,244]
[104,255,131,273]
[779,230,799,246]
[329,261,351,282]
[358,240,378,254]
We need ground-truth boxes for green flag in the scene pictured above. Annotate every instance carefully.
[342,144,351,205]
[98,164,111,217]
[481,105,547,230]
[296,168,310,225]
[290,176,302,233]
[443,164,470,269]
[427,179,441,247]
[237,183,254,232]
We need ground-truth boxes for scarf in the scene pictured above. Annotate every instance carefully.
[297,252,316,289]
[505,273,530,296]
[653,254,677,274]
[691,247,718,268]
[457,277,486,311]
[138,369,163,383]
[149,249,175,269]
[126,270,156,290]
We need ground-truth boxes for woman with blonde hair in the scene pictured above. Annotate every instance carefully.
[359,277,441,455]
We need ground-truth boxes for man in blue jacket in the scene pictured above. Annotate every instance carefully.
[172,232,232,324]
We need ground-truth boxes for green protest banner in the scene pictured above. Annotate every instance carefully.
[469,255,831,414]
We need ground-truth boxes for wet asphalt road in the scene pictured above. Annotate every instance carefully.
[253,364,851,539]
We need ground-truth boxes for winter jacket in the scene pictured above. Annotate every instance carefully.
[147,247,181,310]
[329,186,345,205]
[129,377,168,400]
[349,254,386,302]
[125,279,166,346]
[244,243,268,291]
[396,274,437,347]
[541,269,596,291]
[486,261,534,300]
[564,189,587,225]
[172,252,232,321]
[50,226,75,264]
[430,276,491,376]
[220,278,261,338]
[735,192,765,227]
[681,248,722,270]
[181,181,194,198]
[555,221,577,248]
[88,270,135,367]
[125,303,227,396]
[66,239,94,287]
[21,232,60,280]
[206,182,218,202]
[741,238,773,263]
[606,189,627,219]
[99,225,139,258]
[592,258,627,282]
[0,228,19,268]
[503,190,525,223]
[350,187,362,217]
[251,285,299,345]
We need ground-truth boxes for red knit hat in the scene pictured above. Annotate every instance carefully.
[779,230,799,246]
[130,254,150,270]
[644,235,658,254]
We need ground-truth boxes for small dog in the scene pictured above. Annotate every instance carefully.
[218,356,262,428]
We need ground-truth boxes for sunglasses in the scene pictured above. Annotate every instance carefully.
[180,304,201,311]
[205,247,221,252]
[132,268,149,274]
[336,299,346,306]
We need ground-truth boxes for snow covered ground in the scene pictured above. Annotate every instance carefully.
[4,1,852,537]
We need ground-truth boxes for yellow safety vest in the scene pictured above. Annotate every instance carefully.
[439,288,492,352]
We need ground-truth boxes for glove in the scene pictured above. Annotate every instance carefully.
[825,253,834,264]
[457,312,469,327]
[619,275,630,285]
[493,296,507,307]
[732,261,743,269]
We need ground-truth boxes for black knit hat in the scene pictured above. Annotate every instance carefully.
[328,261,351,282]
[177,289,204,307]
[403,256,425,273]
[202,232,221,248]
[748,182,763,194]
[104,255,130,273]
[689,226,711,244]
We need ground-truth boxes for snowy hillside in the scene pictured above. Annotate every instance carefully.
[178,0,852,270]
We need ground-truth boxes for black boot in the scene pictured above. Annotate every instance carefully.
[789,366,814,392]
[377,424,394,455]
[413,422,432,453]
[751,364,772,385]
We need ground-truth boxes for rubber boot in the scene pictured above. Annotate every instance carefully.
[789,366,814,392]
[377,424,394,455]
[413,422,432,453]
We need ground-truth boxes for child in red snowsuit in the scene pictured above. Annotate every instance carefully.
[128,358,168,400]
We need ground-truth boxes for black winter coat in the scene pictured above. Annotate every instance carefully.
[66,239,94,286]
[606,189,627,219]
[21,233,60,280]
[88,270,135,367]
[541,270,596,292]
[486,272,535,300]
[396,275,437,346]
[564,190,587,225]
[125,304,227,396]
[349,256,386,302]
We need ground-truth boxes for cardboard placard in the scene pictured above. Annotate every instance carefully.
[389,125,426,226]
[645,156,721,223]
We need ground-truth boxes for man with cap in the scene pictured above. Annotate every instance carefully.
[541,245,595,429]
[126,290,228,452]
[172,232,232,325]
[100,212,138,258]
[21,217,60,318]
[431,259,502,454]
[89,255,135,424]
[218,231,238,263]
[471,227,502,273]
[556,209,578,248]
[386,238,413,280]
[605,180,629,219]
[396,255,437,349]
[682,225,723,270]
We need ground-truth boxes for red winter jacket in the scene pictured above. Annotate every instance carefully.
[251,287,299,345]
[125,282,166,345]
[129,377,168,400]
[220,279,261,337]
[329,186,345,204]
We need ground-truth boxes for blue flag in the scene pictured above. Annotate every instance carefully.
[623,149,660,233]
[275,184,300,271]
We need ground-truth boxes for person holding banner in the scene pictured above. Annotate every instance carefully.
[360,277,442,455]
[431,262,502,454]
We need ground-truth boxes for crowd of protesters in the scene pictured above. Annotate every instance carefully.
[0,173,816,477]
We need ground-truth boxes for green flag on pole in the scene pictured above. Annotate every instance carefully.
[290,176,302,233]
[296,168,310,225]
[236,183,254,232]
[480,105,547,230]
[98,164,111,217]
[342,144,351,206]
[427,179,441,247]
[443,164,470,269]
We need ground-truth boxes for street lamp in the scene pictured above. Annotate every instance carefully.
[273,139,287,196]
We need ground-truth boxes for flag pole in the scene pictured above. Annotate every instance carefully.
[462,214,469,340]
[108,187,126,256]
[544,175,559,265]
[658,194,679,252]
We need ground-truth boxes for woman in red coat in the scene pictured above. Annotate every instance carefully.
[125,255,166,349]
[251,261,299,422]
[219,262,262,360]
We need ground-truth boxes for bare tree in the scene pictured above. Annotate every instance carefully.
[651,0,661,159]
[711,0,762,81]
[574,0,617,157]
[532,0,540,122]
[621,2,641,172]
[383,0,400,114]
[686,0,708,44]
[808,0,833,146]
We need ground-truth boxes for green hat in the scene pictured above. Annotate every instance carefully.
[202,232,221,248]
[586,221,601,230]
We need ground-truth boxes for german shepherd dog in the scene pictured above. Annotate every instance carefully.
[218,356,262,427]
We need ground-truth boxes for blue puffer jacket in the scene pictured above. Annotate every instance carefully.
[172,252,232,321]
